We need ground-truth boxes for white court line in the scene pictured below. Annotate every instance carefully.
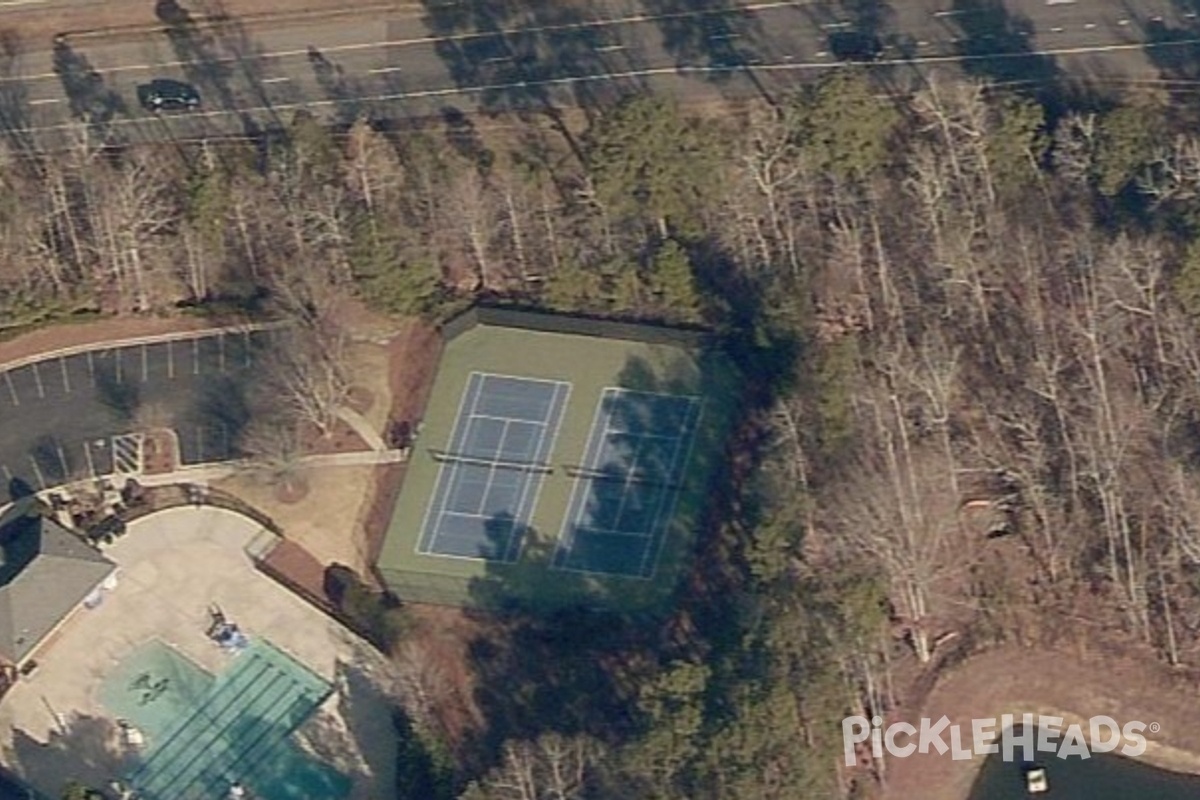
[517,380,572,562]
[553,392,609,566]
[643,400,705,580]
[417,372,483,556]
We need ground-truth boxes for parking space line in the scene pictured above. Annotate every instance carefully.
[87,351,95,382]
[219,332,226,374]
[83,442,96,478]
[31,363,44,398]
[28,457,45,490]
[115,348,123,383]
[142,344,149,382]
[1,464,10,483]
[56,444,68,478]
[60,357,70,393]
[193,338,200,375]
[167,339,174,379]
[4,372,17,406]
[244,330,252,366]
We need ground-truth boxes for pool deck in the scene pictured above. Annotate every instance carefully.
[0,506,396,799]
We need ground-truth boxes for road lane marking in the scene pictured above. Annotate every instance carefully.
[7,2,803,84]
[30,363,44,398]
[60,357,70,393]
[13,35,1200,140]
[3,372,16,406]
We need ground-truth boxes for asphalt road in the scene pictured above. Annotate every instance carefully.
[0,328,274,494]
[0,0,1196,146]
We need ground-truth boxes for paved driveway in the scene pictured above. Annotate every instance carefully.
[0,327,275,493]
[0,506,395,799]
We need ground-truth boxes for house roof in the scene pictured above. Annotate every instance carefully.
[0,511,115,664]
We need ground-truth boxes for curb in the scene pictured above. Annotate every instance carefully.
[0,319,289,375]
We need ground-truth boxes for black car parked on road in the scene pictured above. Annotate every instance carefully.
[137,79,201,112]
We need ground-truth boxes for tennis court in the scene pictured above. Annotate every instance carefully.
[417,372,570,561]
[553,388,702,578]
[119,639,349,800]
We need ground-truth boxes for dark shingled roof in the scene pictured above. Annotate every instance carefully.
[0,510,114,664]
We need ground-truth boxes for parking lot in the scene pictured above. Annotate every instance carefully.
[0,327,277,492]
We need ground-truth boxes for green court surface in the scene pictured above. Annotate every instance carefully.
[109,639,349,800]
[377,308,740,614]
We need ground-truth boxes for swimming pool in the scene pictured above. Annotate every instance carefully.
[101,638,350,800]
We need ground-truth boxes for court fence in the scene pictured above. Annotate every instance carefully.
[441,305,711,348]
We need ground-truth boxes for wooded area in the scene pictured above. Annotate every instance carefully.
[21,68,1200,798]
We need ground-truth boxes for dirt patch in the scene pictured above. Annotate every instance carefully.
[214,463,377,570]
[300,418,370,456]
[141,429,178,475]
[395,605,486,751]
[881,643,1200,800]
[387,318,443,427]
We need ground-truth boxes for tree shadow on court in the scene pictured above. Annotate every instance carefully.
[52,37,127,142]
[9,714,132,796]
[941,0,1062,91]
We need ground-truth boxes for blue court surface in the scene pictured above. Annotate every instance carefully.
[418,372,570,561]
[553,388,701,578]
[121,639,349,800]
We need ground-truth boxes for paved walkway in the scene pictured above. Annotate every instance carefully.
[335,406,388,452]
[0,506,396,800]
